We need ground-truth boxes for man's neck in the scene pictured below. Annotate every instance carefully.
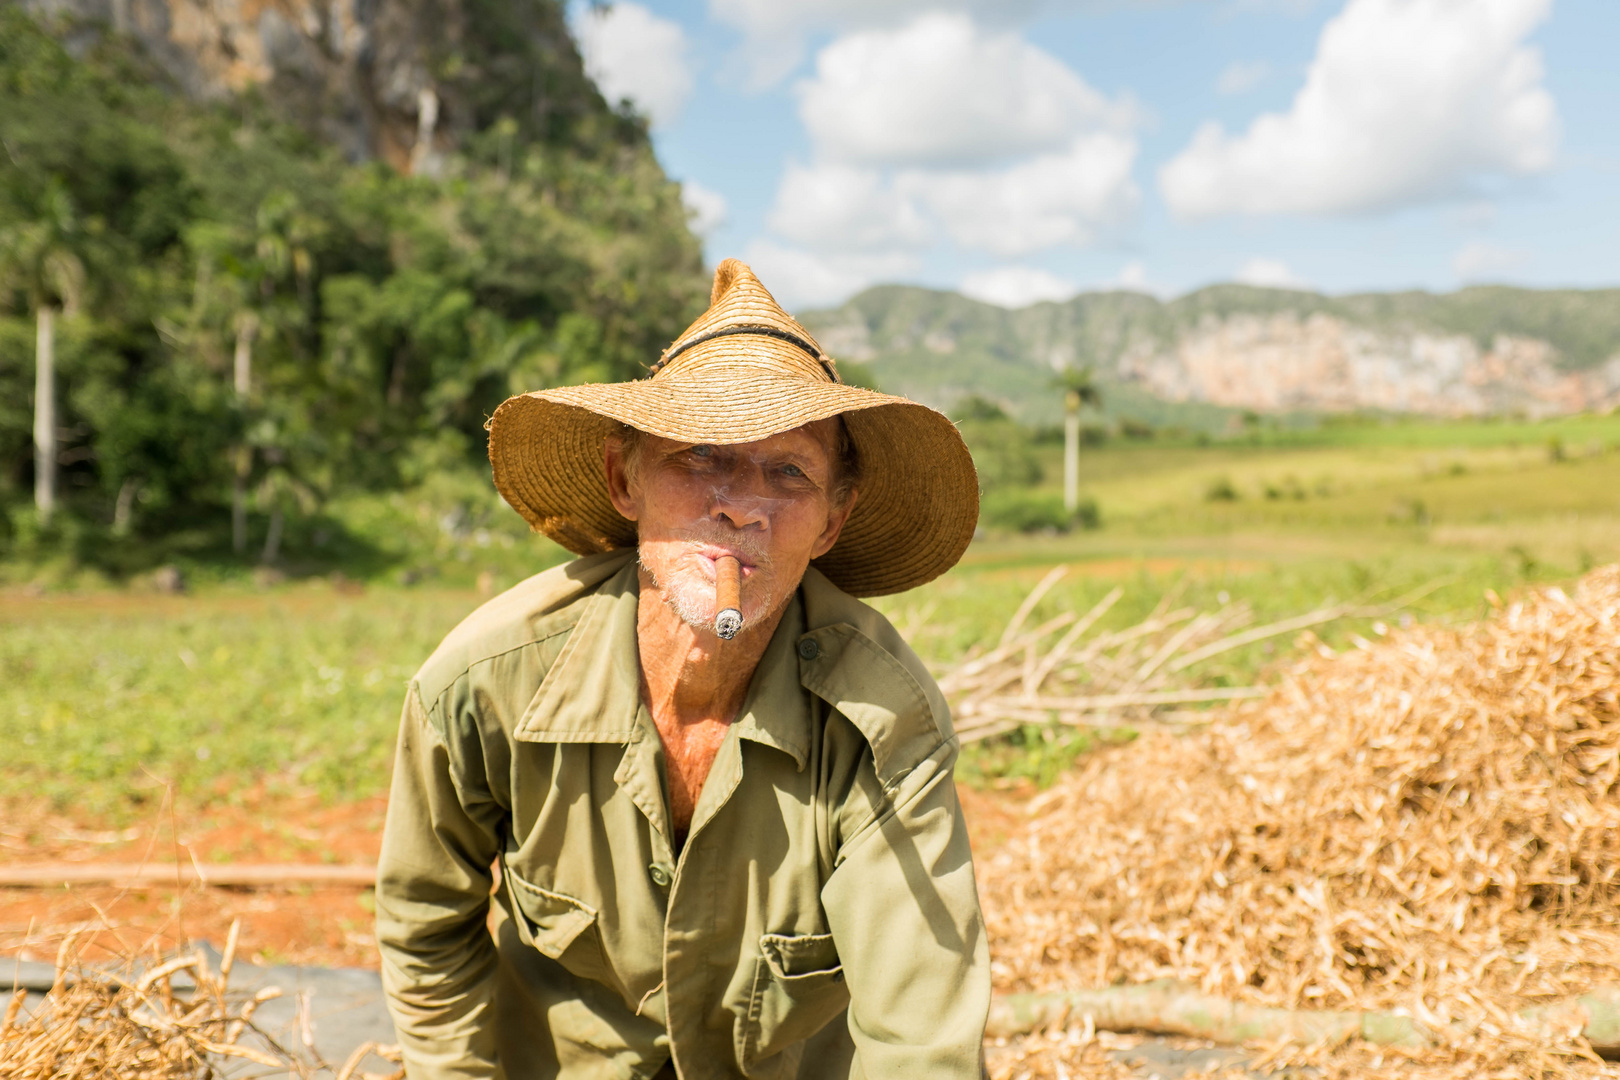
[635,567,788,726]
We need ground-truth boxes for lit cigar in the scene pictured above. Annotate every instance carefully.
[714,555,743,640]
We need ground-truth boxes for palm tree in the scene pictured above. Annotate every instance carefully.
[192,191,314,554]
[1054,365,1102,514]
[231,309,260,553]
[0,183,87,525]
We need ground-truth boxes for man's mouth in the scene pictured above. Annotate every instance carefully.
[692,544,762,576]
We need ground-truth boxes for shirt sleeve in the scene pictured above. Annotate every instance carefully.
[821,739,991,1079]
[375,684,507,1079]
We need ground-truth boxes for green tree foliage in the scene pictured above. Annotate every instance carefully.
[954,394,1044,489]
[978,489,1100,534]
[0,8,706,568]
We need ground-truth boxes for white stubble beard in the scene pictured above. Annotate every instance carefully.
[638,538,777,634]
[639,546,731,632]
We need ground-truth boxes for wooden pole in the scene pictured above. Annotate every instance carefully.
[0,863,377,888]
[985,979,1620,1053]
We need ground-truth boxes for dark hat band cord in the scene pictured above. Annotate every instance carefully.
[650,325,841,383]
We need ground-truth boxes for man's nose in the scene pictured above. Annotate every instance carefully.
[708,465,771,530]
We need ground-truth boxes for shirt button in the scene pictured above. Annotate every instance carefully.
[649,864,672,888]
[798,638,819,660]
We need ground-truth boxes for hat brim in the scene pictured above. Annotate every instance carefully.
[487,368,980,597]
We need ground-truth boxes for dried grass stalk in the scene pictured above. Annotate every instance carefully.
[944,567,1311,740]
[1,931,280,1078]
[945,571,1447,746]
[0,920,405,1078]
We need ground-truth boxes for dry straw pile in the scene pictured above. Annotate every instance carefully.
[977,565,1620,1078]
[1,934,282,1079]
[0,924,399,1079]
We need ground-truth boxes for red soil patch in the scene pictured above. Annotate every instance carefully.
[0,884,380,970]
[1,792,388,969]
[3,785,1019,971]
[957,780,1036,853]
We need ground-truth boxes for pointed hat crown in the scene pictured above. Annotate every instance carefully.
[646,258,841,385]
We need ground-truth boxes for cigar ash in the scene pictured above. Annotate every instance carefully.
[714,555,743,640]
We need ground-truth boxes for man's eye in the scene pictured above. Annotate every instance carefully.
[780,464,806,478]
[689,445,715,458]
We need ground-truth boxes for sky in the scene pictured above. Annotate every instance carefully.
[569,0,1619,310]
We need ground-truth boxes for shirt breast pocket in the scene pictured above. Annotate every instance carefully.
[504,865,612,987]
[738,932,850,1079]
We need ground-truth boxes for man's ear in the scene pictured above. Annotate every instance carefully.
[809,488,857,560]
[603,438,639,521]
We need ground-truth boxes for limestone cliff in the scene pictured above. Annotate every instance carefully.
[803,284,1620,424]
[1116,312,1620,419]
[19,0,610,170]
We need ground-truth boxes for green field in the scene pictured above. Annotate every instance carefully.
[895,413,1620,658]
[5,414,1619,821]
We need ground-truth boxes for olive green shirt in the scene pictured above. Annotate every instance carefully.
[375,549,989,1079]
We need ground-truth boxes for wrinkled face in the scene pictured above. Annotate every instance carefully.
[605,421,856,634]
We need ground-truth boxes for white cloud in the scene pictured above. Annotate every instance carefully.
[709,0,1080,87]
[1216,60,1270,96]
[741,240,920,310]
[960,266,1078,308]
[906,133,1140,256]
[1160,0,1558,218]
[768,163,932,251]
[766,132,1139,260]
[1234,257,1313,290]
[1452,241,1529,282]
[796,13,1131,168]
[763,16,1141,261]
[1111,259,1158,294]
[681,182,729,237]
[574,2,694,129]
[707,0,877,86]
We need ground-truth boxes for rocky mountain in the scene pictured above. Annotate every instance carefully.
[802,285,1620,426]
[17,0,615,170]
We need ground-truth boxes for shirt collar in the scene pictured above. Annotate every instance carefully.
[515,555,643,744]
[514,554,814,770]
[729,594,810,769]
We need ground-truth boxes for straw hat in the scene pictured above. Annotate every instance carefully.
[486,259,978,597]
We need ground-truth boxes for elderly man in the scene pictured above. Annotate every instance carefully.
[375,260,988,1079]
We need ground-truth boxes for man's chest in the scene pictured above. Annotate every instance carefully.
[497,728,852,1007]
[652,714,733,837]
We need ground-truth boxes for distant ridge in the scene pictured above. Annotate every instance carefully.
[800,284,1620,426]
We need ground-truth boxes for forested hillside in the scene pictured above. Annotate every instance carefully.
[0,4,706,573]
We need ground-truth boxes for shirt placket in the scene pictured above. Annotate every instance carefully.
[614,705,681,1030]
[617,706,678,865]
[662,725,748,1078]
